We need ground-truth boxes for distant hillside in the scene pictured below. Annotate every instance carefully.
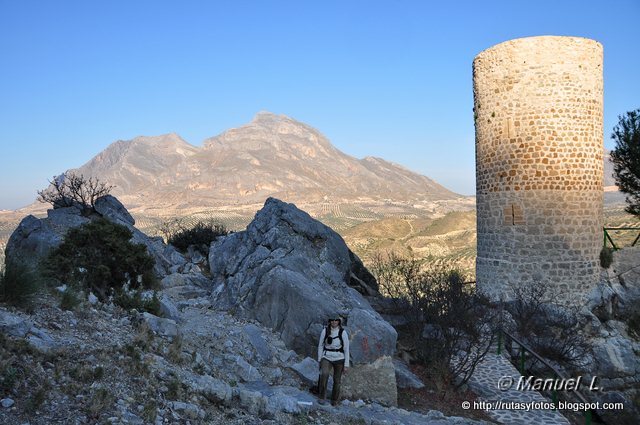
[342,210,478,276]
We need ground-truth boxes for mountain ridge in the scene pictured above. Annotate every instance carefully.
[57,112,461,210]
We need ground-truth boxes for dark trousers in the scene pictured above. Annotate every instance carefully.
[318,357,345,402]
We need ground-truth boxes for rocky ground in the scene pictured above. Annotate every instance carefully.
[1,283,488,425]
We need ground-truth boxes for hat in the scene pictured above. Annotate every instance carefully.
[327,316,343,325]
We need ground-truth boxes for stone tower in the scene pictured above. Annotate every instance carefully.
[473,36,603,302]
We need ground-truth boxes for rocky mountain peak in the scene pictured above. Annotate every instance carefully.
[250,110,288,124]
[46,112,460,209]
[130,132,189,147]
[203,111,332,152]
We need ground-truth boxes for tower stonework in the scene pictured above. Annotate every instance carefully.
[473,36,603,302]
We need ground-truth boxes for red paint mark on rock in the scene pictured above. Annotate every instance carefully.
[362,336,370,353]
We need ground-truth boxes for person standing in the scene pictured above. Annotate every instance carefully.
[317,317,350,406]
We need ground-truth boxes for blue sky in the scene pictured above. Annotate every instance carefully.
[1,0,638,210]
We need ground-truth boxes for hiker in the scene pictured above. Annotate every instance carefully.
[317,316,350,406]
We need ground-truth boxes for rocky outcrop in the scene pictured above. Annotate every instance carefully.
[581,247,640,424]
[209,197,398,404]
[4,195,185,277]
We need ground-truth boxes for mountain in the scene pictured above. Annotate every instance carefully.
[66,112,460,209]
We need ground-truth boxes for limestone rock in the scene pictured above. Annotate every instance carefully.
[233,356,263,382]
[26,327,57,353]
[94,195,135,226]
[393,359,425,389]
[243,324,273,364]
[167,401,205,419]
[161,272,211,289]
[1,398,14,408]
[342,356,398,407]
[209,198,396,364]
[158,295,180,322]
[290,357,320,386]
[0,310,32,338]
[348,308,398,364]
[587,282,616,321]
[237,388,265,415]
[5,209,82,270]
[591,335,639,378]
[140,312,178,338]
[187,375,232,404]
[236,382,315,416]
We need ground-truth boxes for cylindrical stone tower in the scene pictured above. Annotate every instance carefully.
[473,36,603,302]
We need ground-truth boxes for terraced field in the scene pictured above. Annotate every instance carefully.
[341,211,477,276]
[134,210,253,239]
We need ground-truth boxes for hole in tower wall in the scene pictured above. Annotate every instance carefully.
[503,204,525,226]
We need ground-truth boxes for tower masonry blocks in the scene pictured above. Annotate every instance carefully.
[473,36,603,303]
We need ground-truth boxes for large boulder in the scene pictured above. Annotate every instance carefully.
[209,198,397,401]
[342,356,398,407]
[5,195,185,277]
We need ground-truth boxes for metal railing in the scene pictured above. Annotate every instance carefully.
[496,327,594,425]
[603,226,640,250]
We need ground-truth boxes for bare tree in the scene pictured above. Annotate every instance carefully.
[372,251,496,388]
[157,217,185,243]
[38,173,114,214]
[508,282,591,368]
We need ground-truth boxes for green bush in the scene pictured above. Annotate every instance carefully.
[0,260,42,308]
[42,218,155,301]
[113,290,162,316]
[600,246,614,269]
[59,287,82,311]
[168,220,228,253]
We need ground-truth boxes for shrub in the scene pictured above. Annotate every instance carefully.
[166,376,183,400]
[59,287,82,311]
[167,220,228,253]
[412,267,496,386]
[41,218,156,301]
[88,387,114,418]
[508,282,591,368]
[0,364,18,395]
[0,260,42,308]
[113,290,162,316]
[600,246,614,269]
[132,322,155,351]
[167,333,184,364]
[373,252,496,387]
[141,400,157,422]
